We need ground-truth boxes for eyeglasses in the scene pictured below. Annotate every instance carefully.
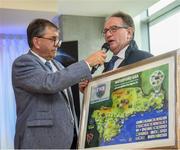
[102,25,129,35]
[36,36,62,47]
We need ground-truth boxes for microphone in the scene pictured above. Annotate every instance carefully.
[91,43,110,74]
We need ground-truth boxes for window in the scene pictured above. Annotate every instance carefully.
[148,0,175,16]
[149,9,180,55]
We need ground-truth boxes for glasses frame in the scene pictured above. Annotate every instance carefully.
[36,36,62,47]
[102,25,129,35]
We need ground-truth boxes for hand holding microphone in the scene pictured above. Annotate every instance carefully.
[80,43,109,93]
[85,44,108,69]
[91,43,110,74]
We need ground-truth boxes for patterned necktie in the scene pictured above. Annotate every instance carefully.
[104,55,119,72]
[45,61,53,71]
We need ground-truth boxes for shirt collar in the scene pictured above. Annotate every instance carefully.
[30,50,49,64]
[116,45,129,59]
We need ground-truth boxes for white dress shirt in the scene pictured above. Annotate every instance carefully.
[30,50,57,72]
[113,45,129,69]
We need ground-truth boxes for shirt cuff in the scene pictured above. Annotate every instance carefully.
[84,60,91,70]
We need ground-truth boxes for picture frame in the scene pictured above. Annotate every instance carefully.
[78,49,180,149]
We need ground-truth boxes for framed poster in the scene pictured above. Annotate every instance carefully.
[78,50,180,149]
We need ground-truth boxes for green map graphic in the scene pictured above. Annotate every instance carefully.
[92,87,165,142]
[86,64,169,147]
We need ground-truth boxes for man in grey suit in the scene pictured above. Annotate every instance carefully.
[12,18,106,149]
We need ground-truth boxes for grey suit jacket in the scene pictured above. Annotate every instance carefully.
[12,51,92,149]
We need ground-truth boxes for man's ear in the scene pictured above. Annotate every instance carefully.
[32,37,40,49]
[127,27,134,41]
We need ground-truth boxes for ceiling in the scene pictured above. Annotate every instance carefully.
[0,0,159,34]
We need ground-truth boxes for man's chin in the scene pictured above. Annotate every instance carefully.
[47,55,55,60]
[109,42,117,48]
[51,51,57,58]
[110,45,117,51]
[110,47,120,55]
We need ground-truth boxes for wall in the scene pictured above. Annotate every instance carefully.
[60,15,105,61]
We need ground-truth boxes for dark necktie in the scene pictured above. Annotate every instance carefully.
[45,61,53,71]
[104,55,119,72]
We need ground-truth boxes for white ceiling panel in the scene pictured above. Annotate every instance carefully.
[0,0,159,34]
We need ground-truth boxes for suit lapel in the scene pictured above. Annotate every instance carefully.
[28,51,74,113]
[28,50,50,72]
[118,40,137,68]
[52,60,64,70]
[52,60,79,134]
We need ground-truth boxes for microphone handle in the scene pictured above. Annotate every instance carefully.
[91,64,100,74]
[91,47,108,74]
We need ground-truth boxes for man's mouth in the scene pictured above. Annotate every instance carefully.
[108,40,115,45]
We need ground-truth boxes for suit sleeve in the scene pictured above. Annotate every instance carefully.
[12,55,92,94]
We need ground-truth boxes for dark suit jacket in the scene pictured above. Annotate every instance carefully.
[12,51,92,149]
[103,40,153,72]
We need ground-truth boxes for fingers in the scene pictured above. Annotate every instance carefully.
[85,50,107,67]
[79,80,89,93]
[86,133,94,144]
[79,80,89,87]
[97,51,106,65]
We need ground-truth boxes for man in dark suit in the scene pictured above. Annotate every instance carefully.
[79,11,153,147]
[80,11,153,91]
[12,18,106,149]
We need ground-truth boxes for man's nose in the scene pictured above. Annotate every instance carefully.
[105,30,113,38]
